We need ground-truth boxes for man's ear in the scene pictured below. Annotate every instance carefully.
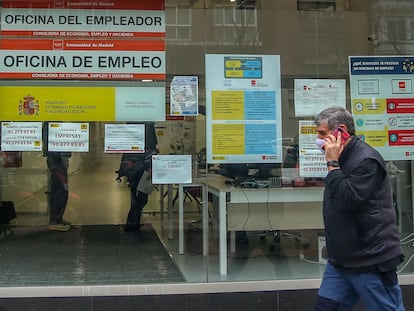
[338,124,348,133]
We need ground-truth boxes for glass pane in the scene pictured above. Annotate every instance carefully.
[165,7,177,24]
[244,10,257,26]
[224,7,235,25]
[1,1,414,301]
[177,27,191,40]
[410,20,414,40]
[234,10,242,25]
[225,28,236,41]
[178,8,190,25]
[166,27,177,39]
[214,7,224,24]
[215,28,225,41]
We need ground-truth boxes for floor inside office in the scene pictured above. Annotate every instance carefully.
[2,155,414,287]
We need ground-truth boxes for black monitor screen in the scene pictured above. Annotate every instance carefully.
[220,163,281,181]
[220,164,249,180]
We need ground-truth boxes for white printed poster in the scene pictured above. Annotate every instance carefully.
[48,122,89,152]
[298,120,327,177]
[1,121,42,151]
[104,123,145,153]
[294,79,346,117]
[115,86,166,121]
[152,154,192,184]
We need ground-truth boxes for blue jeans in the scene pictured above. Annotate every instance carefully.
[315,262,405,311]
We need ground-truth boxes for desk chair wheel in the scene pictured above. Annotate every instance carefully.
[273,232,281,243]
[260,230,281,243]
[262,230,310,251]
[236,231,249,245]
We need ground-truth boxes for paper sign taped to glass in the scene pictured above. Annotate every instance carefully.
[137,170,154,194]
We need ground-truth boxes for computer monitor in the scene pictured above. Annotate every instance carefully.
[220,164,249,181]
[220,163,281,182]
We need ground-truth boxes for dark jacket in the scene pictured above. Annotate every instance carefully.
[115,122,157,185]
[323,136,401,269]
[116,157,146,189]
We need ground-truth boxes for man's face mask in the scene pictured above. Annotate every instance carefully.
[315,138,325,154]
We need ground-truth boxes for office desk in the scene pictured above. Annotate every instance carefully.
[159,181,208,256]
[202,175,324,276]
[177,181,208,256]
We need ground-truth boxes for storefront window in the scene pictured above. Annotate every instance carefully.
[0,0,413,291]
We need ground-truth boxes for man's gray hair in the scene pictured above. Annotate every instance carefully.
[314,106,355,135]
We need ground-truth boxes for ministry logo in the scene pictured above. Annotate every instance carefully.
[19,95,39,116]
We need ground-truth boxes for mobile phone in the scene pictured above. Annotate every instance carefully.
[332,128,350,144]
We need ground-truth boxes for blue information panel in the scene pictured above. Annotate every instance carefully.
[224,56,263,79]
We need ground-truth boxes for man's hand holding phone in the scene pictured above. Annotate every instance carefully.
[332,127,350,144]
[325,127,350,162]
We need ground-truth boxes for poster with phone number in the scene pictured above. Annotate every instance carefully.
[1,121,42,151]
[48,122,89,152]
[349,56,414,160]
[298,120,327,178]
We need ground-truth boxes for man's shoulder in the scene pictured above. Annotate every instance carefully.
[355,138,385,162]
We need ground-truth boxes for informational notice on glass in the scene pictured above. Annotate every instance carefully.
[205,54,282,164]
[349,56,414,160]
[1,121,42,151]
[298,120,327,177]
[48,122,89,152]
[0,85,166,122]
[104,123,145,153]
[294,79,346,117]
[152,154,192,184]
[170,76,198,116]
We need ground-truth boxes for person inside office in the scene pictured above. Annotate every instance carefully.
[116,122,158,232]
[47,151,72,232]
[42,122,72,232]
[313,106,405,311]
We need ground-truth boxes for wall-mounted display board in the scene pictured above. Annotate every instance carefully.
[349,56,414,160]
[205,54,282,164]
[0,85,166,122]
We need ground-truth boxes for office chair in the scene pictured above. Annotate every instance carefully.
[172,186,202,212]
[256,144,309,252]
[259,230,310,252]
